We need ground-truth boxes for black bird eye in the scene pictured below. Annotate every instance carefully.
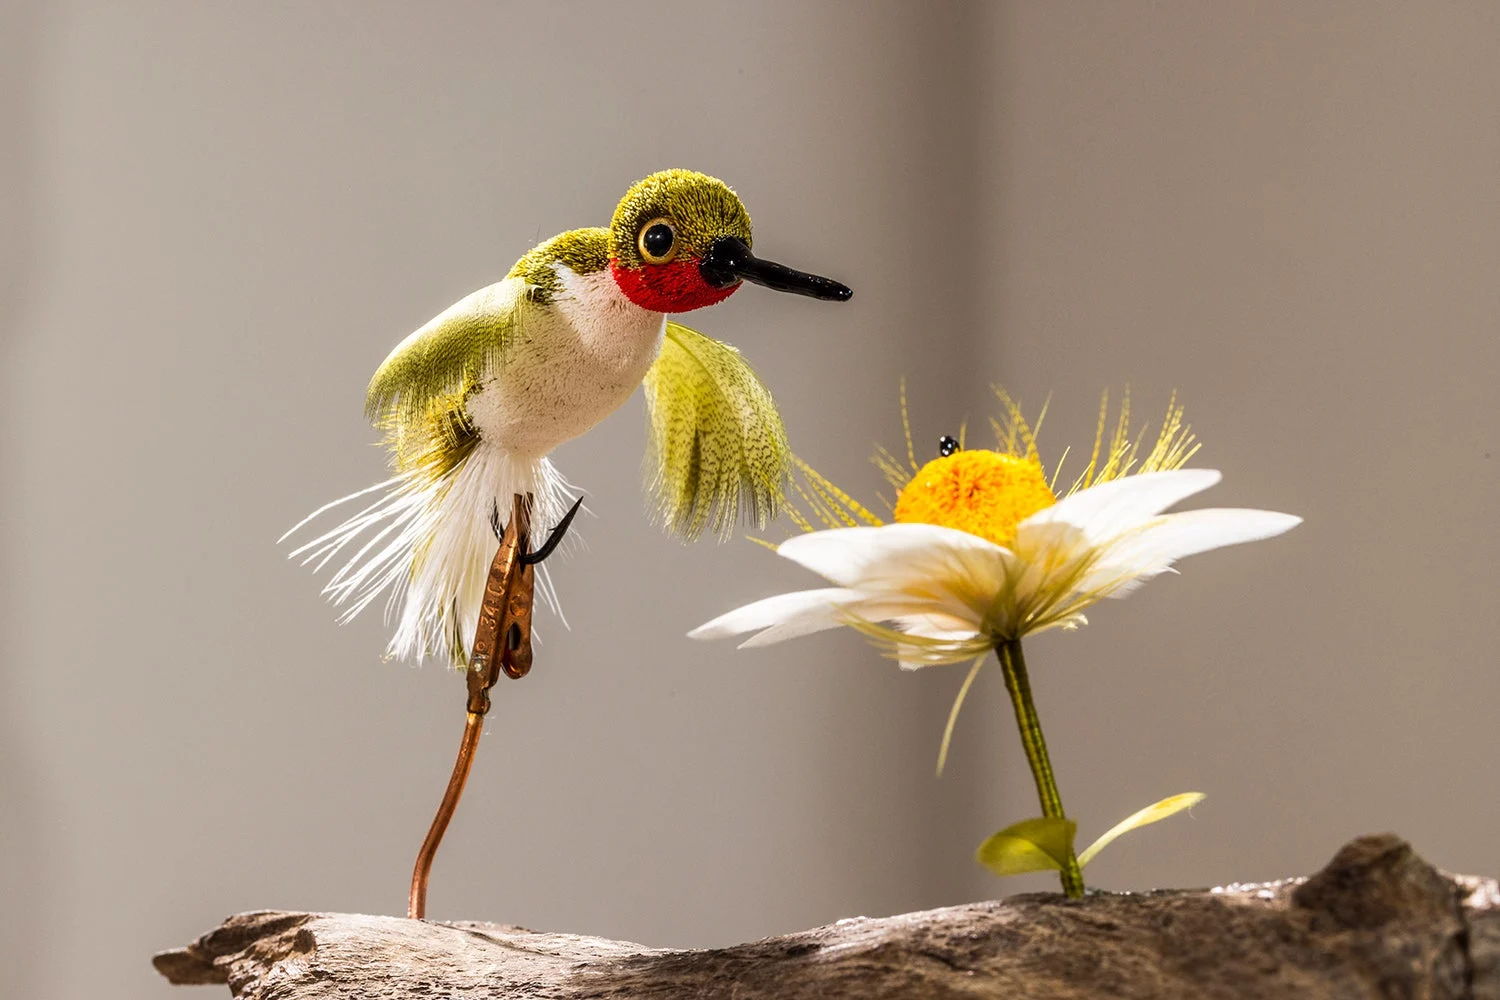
[637,218,677,264]
[938,435,960,457]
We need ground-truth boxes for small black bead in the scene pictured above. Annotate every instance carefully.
[642,223,674,260]
[938,435,959,457]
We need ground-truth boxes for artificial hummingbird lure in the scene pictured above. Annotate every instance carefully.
[284,168,850,668]
[280,169,851,918]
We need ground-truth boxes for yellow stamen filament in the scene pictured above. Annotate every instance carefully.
[795,456,883,527]
[899,377,917,473]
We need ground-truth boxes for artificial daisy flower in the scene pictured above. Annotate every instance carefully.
[694,392,1297,666]
[690,389,1300,896]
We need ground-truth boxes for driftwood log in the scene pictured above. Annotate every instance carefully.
[155,834,1499,999]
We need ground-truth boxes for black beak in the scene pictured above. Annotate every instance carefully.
[699,236,852,301]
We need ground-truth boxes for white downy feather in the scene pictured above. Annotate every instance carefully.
[283,446,574,665]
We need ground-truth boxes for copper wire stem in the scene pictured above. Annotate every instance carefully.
[408,710,485,920]
[404,492,579,920]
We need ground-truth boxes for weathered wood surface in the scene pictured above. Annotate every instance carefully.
[155,835,1500,999]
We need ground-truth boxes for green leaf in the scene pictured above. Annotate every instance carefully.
[1077,792,1206,868]
[975,816,1078,877]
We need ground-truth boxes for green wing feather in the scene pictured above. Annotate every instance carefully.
[642,322,792,540]
[365,279,525,470]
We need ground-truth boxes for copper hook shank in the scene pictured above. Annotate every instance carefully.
[408,493,535,920]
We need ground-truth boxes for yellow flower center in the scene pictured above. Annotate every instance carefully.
[893,450,1057,548]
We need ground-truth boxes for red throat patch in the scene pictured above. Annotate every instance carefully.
[611,258,739,313]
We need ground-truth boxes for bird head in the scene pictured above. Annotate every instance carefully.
[609,169,852,313]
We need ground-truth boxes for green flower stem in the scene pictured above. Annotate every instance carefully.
[996,639,1085,898]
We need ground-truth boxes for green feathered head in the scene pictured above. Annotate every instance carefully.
[609,169,851,313]
[612,170,752,268]
[609,170,752,312]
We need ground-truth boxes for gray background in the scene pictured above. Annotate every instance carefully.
[2,3,1496,997]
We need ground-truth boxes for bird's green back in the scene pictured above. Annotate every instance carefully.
[507,228,612,303]
[364,279,528,482]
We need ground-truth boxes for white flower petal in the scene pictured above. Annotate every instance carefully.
[1027,469,1222,542]
[739,593,943,648]
[688,588,866,642]
[894,615,983,669]
[898,653,950,672]
[777,524,1010,588]
[689,550,999,656]
[690,586,967,650]
[1129,507,1302,562]
[776,525,1022,635]
[894,612,982,641]
[1079,507,1301,597]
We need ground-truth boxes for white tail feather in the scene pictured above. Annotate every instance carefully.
[284,447,576,665]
